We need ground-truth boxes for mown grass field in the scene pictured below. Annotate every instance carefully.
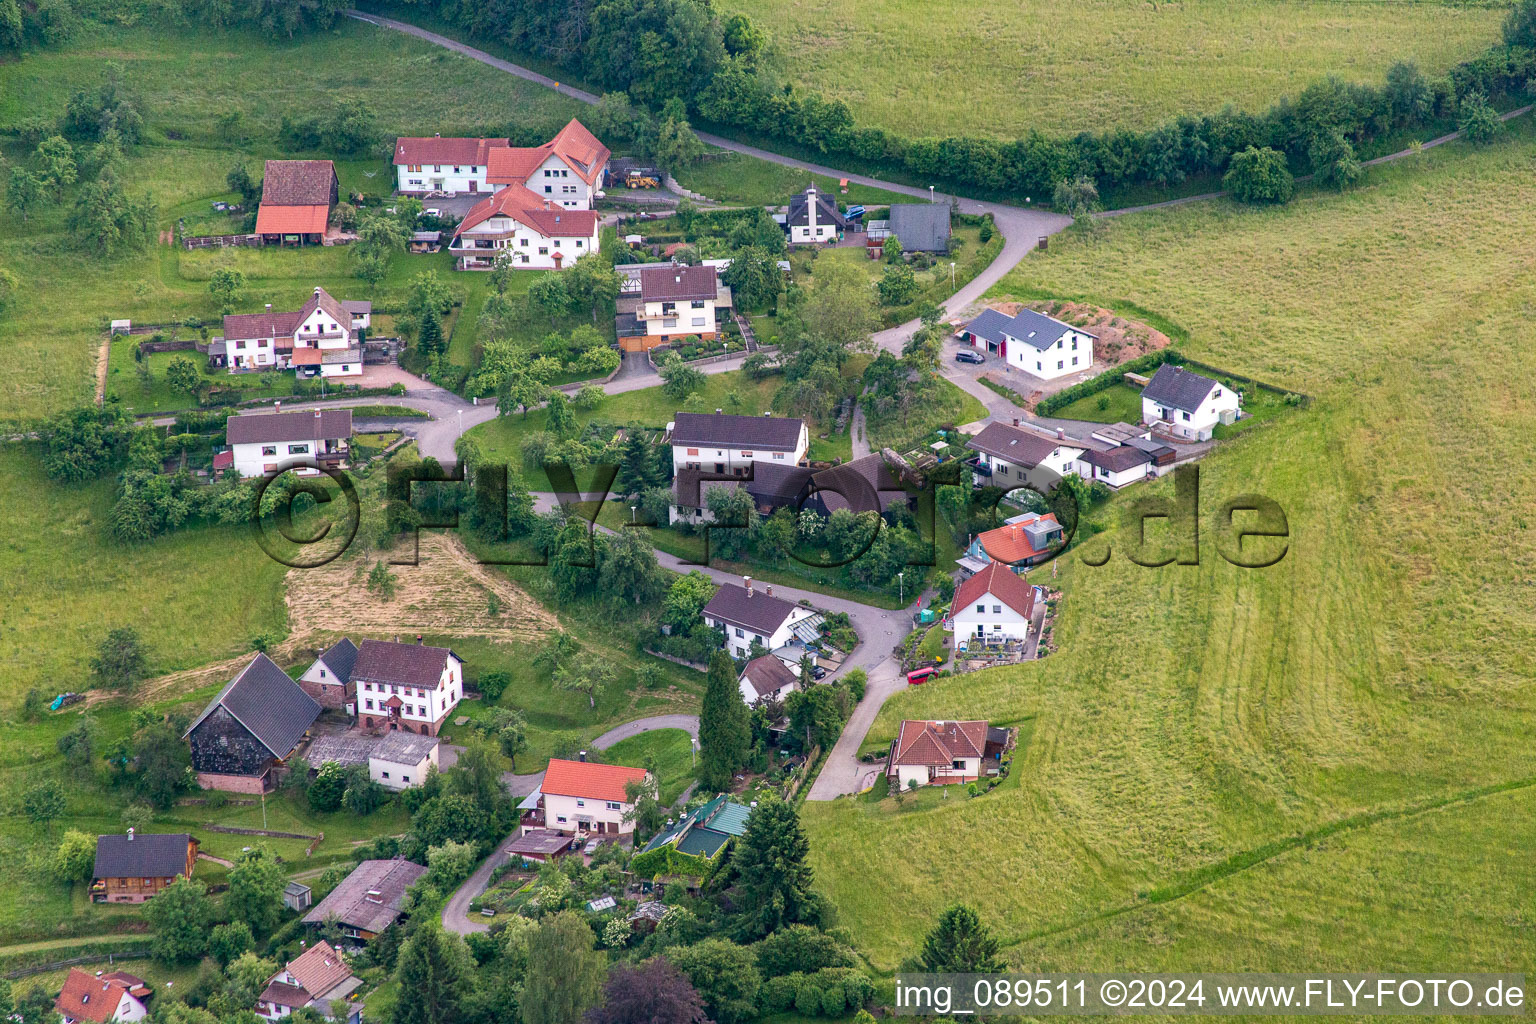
[802,125,1536,973]
[724,0,1504,138]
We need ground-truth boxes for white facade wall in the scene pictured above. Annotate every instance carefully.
[671,426,810,475]
[952,589,1032,643]
[227,334,277,371]
[526,154,602,209]
[396,162,493,194]
[1142,385,1241,440]
[641,296,719,337]
[739,676,798,707]
[231,435,334,479]
[789,188,837,244]
[893,756,981,791]
[709,607,816,660]
[356,655,464,731]
[971,445,1085,491]
[543,792,633,834]
[369,747,439,790]
[1008,328,1094,380]
[1071,456,1147,489]
[453,215,600,270]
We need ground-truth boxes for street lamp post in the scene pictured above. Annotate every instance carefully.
[950,262,956,288]
[630,505,637,524]
[898,570,905,603]
[928,185,935,203]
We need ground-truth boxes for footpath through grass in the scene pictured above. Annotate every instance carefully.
[803,124,1536,974]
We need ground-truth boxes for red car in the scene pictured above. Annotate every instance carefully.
[906,667,938,685]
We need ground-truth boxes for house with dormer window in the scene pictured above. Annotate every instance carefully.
[960,307,1096,381]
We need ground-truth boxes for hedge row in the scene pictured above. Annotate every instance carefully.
[759,967,876,1017]
[1034,348,1185,417]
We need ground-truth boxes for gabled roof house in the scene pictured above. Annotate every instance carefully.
[449,183,600,271]
[887,719,988,790]
[55,968,149,1024]
[951,561,1039,646]
[959,307,1096,381]
[702,579,819,660]
[303,859,429,941]
[255,160,338,244]
[185,653,321,792]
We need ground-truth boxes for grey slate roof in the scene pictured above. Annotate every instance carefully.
[351,639,457,688]
[303,859,427,933]
[739,655,798,699]
[671,412,805,452]
[961,308,1015,346]
[92,832,194,880]
[672,467,742,509]
[963,307,1094,352]
[372,731,438,765]
[1081,445,1152,472]
[303,733,378,769]
[226,409,352,446]
[703,582,802,636]
[887,203,951,252]
[184,653,321,758]
[966,421,1080,468]
[785,187,845,230]
[1141,363,1219,413]
[812,453,907,514]
[318,638,359,684]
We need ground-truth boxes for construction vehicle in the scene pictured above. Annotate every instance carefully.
[625,168,660,189]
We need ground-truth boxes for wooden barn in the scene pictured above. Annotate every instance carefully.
[184,653,321,793]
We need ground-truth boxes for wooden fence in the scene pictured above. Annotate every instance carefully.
[183,233,261,250]
[5,951,150,980]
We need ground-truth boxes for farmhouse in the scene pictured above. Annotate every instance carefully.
[669,411,809,475]
[884,202,951,252]
[255,160,338,246]
[485,118,610,210]
[225,407,352,479]
[299,637,359,712]
[959,307,1095,380]
[219,287,370,376]
[351,638,464,736]
[393,135,510,194]
[534,757,653,837]
[965,419,1084,491]
[448,184,600,270]
[702,579,819,660]
[614,263,726,351]
[302,859,429,941]
[738,654,800,706]
[639,794,752,858]
[957,512,1064,576]
[886,719,987,790]
[1140,363,1241,441]
[55,969,149,1024]
[785,185,845,245]
[256,940,360,1022]
[185,653,321,793]
[950,560,1039,645]
[90,830,198,904]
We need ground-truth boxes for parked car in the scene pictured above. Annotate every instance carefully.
[954,350,985,364]
[423,208,442,219]
[811,665,828,680]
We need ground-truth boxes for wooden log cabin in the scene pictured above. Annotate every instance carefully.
[91,830,198,903]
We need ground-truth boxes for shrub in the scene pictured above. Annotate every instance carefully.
[1223,146,1295,205]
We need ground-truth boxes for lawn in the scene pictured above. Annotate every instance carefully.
[721,0,1503,138]
[601,729,698,805]
[802,124,1536,974]
[1047,381,1144,424]
[673,150,914,207]
[862,375,987,451]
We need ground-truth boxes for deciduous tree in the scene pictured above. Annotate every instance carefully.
[521,911,605,1024]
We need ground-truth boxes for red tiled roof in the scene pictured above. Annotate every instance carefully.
[212,449,234,470]
[891,719,987,767]
[291,349,324,365]
[953,560,1037,619]
[223,309,302,342]
[485,146,547,185]
[261,160,337,206]
[485,119,610,187]
[255,204,329,236]
[975,514,1061,564]
[393,136,509,167]
[541,758,649,803]
[100,973,150,1000]
[56,969,138,1024]
[452,185,598,240]
[284,941,354,999]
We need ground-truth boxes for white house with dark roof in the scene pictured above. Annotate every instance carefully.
[448,184,600,270]
[703,578,818,660]
[368,732,439,790]
[299,637,359,713]
[669,411,809,476]
[225,407,352,479]
[965,419,1085,492]
[220,286,370,376]
[351,639,464,736]
[1140,363,1241,440]
[615,263,723,350]
[785,185,845,245]
[959,307,1095,380]
[738,654,800,706]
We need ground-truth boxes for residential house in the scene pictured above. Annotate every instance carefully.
[1082,422,1177,485]
[90,831,198,904]
[951,561,1039,646]
[225,408,352,479]
[702,579,818,660]
[959,307,1096,380]
[669,411,809,475]
[298,637,359,712]
[668,467,745,526]
[283,882,313,912]
[534,757,653,837]
[351,639,464,736]
[220,287,370,376]
[965,419,1085,492]
[302,859,429,941]
[786,185,845,245]
[886,719,987,790]
[256,940,360,1022]
[738,654,799,706]
[671,452,913,524]
[55,969,149,1024]
[639,795,752,858]
[393,135,510,194]
[185,653,321,792]
[485,118,611,210]
[614,263,725,351]
[1140,363,1241,441]
[368,731,440,790]
[255,160,338,246]
[885,202,951,252]
[956,512,1064,577]
[448,184,600,270]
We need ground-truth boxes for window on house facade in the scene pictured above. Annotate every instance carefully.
[975,604,985,613]
[773,452,785,460]
[735,628,744,638]
[576,799,585,807]
[992,604,1001,613]
[261,446,277,456]
[1057,360,1064,369]
[606,801,621,810]
[288,444,309,455]
[1182,411,1191,421]
[952,759,964,770]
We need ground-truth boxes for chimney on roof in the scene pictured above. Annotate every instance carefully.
[315,409,322,425]
[127,828,134,841]
[1057,428,1065,440]
[715,408,723,415]
[434,132,441,138]
[416,634,424,644]
[275,401,281,412]
[1012,417,1020,427]
[578,750,587,762]
[744,576,753,596]
[314,286,321,298]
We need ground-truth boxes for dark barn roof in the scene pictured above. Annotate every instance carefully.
[262,160,337,206]
[92,832,193,880]
[184,653,321,758]
[671,412,804,451]
[887,203,951,251]
[318,638,359,684]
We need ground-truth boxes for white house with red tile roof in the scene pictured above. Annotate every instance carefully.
[485,119,610,210]
[220,286,370,377]
[887,719,987,790]
[256,940,360,1021]
[449,184,600,271]
[536,757,653,836]
[393,136,510,195]
[951,560,1039,645]
[55,968,148,1024]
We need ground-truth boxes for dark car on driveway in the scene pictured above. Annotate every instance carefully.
[954,350,985,364]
